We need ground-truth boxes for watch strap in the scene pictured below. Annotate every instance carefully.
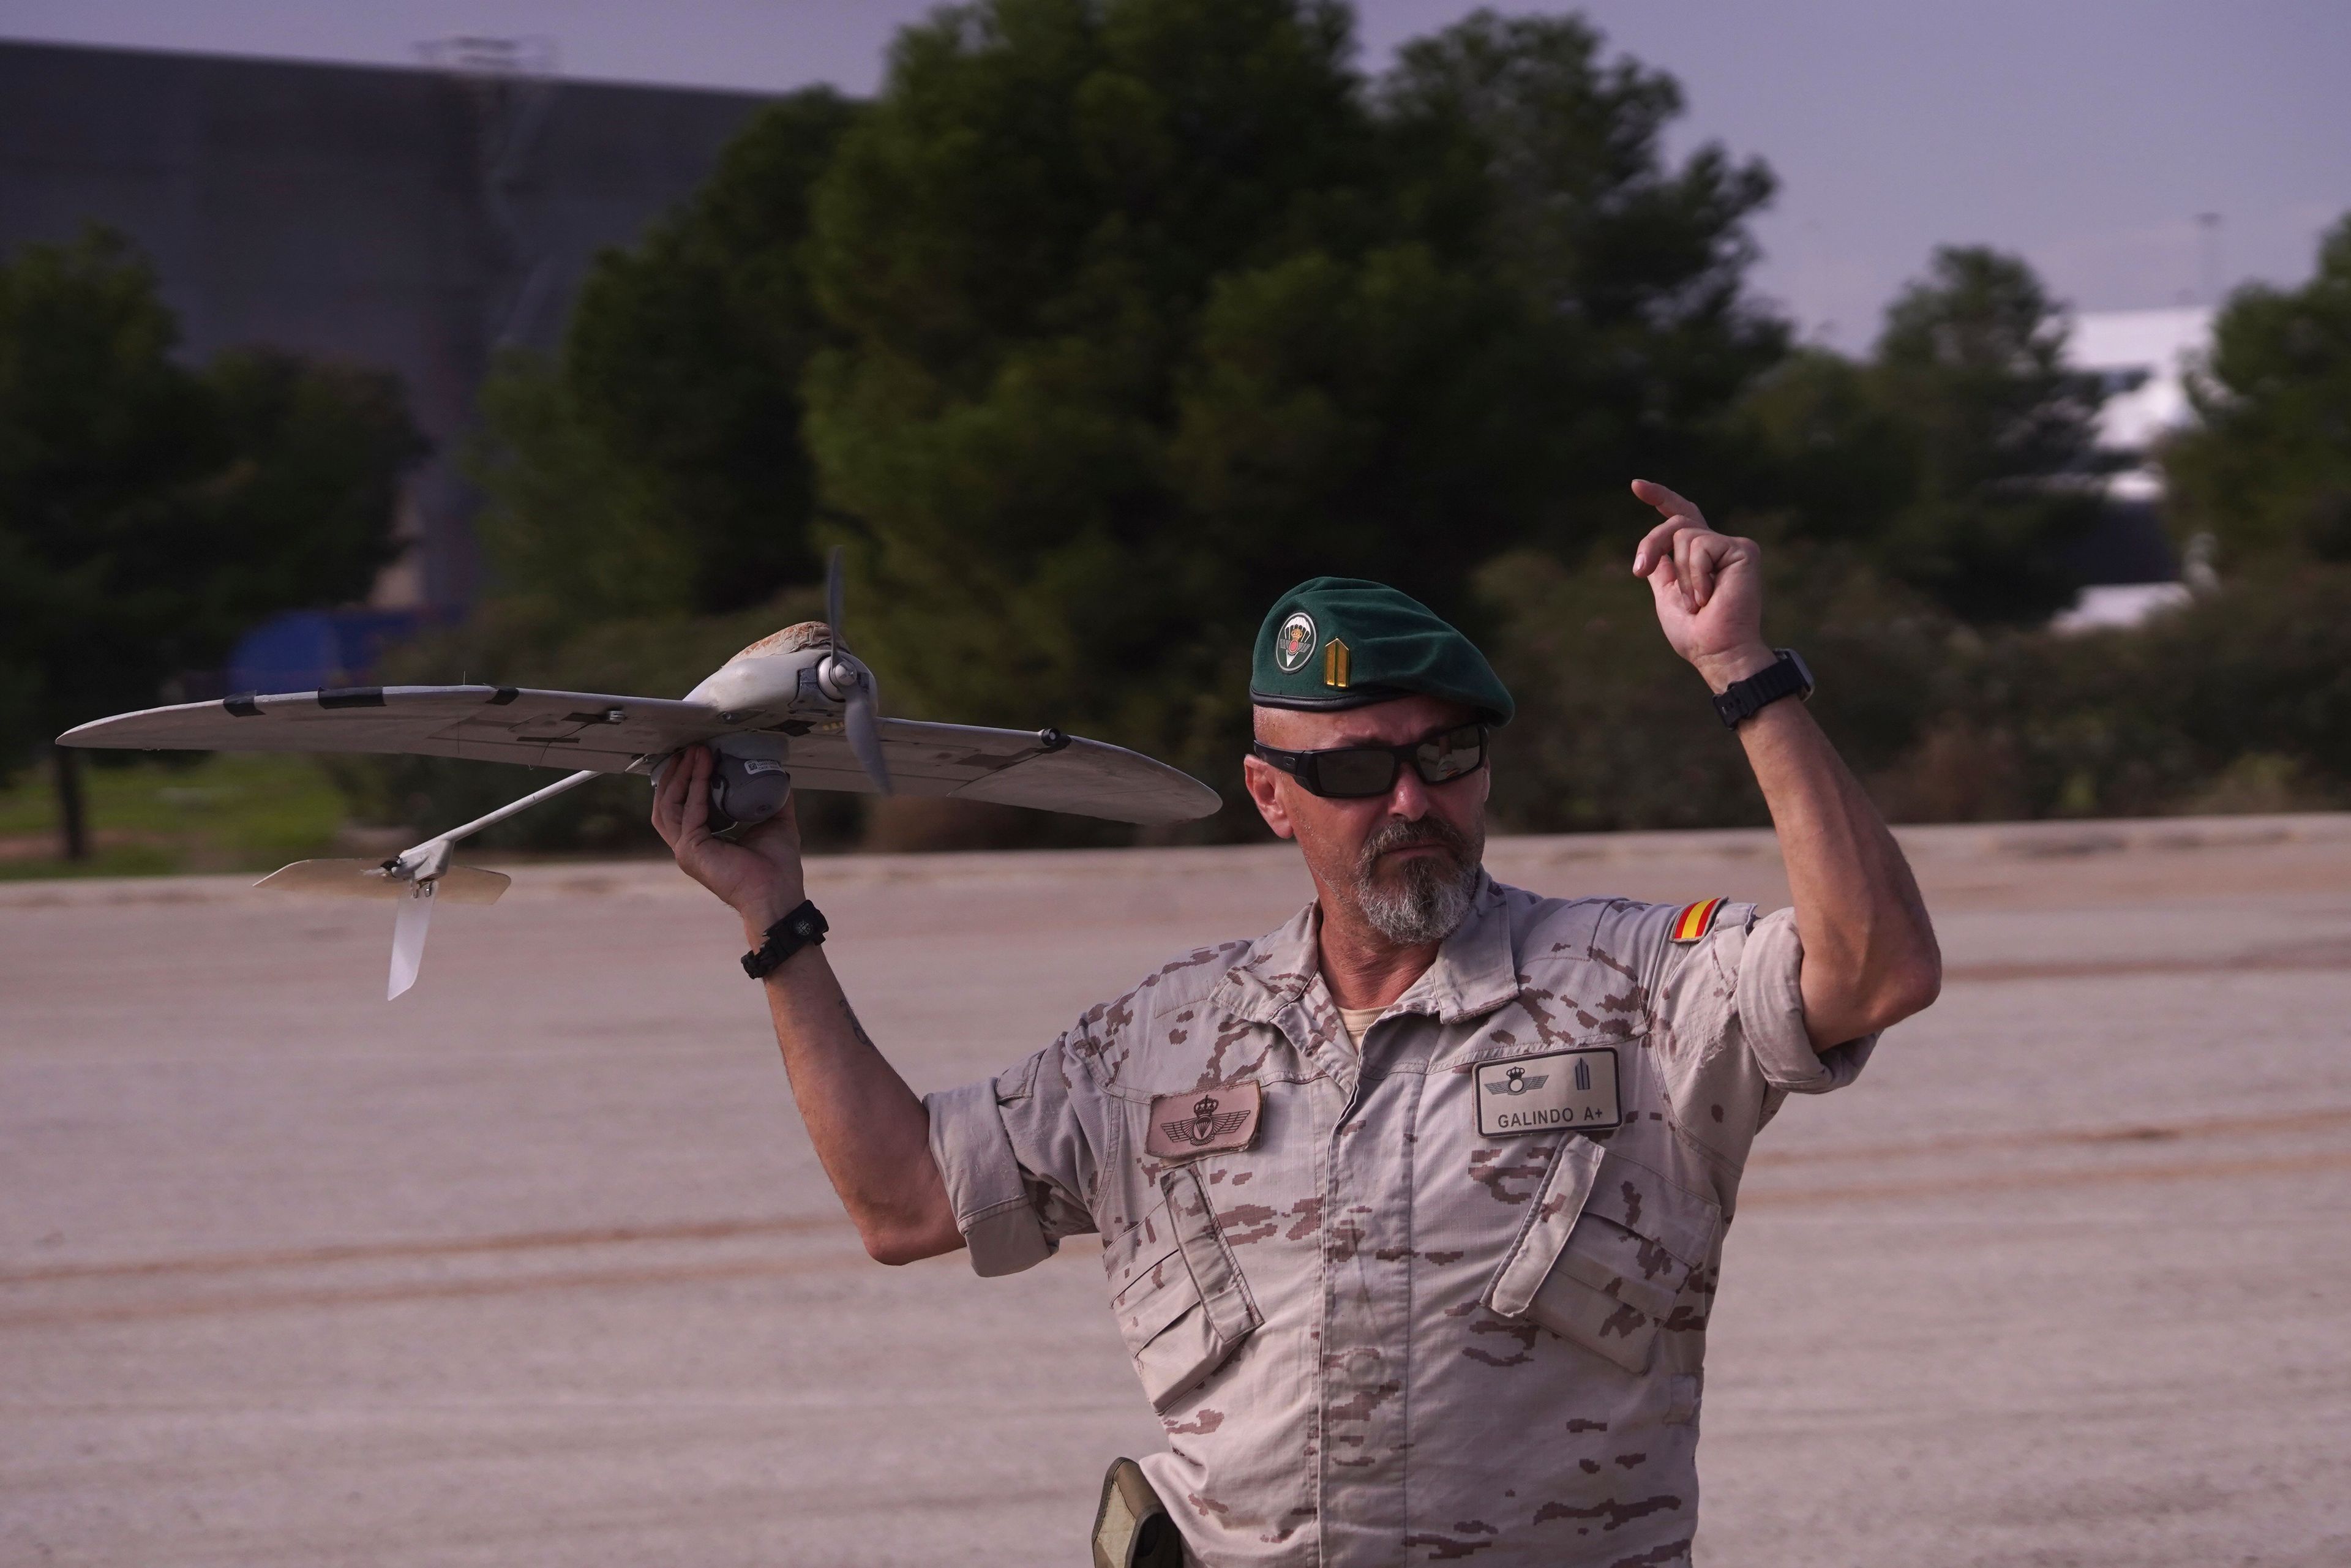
[742,899,828,979]
[1711,649,1812,729]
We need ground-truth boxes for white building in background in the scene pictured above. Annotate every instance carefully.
[2074,306,2214,456]
[2050,306,2215,631]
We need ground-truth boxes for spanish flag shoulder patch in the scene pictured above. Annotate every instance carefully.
[1670,896,1727,943]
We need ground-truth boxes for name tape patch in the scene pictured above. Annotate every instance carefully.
[1146,1079,1262,1160]
[1474,1048,1622,1138]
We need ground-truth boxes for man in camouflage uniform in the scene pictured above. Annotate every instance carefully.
[653,481,1943,1566]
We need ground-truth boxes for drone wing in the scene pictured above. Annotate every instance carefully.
[56,686,724,773]
[783,719,1221,827]
[61,691,1223,825]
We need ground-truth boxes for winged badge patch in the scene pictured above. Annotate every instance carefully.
[1145,1079,1262,1160]
[1491,1065,1548,1096]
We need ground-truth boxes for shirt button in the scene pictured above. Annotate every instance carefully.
[1345,1348,1381,1374]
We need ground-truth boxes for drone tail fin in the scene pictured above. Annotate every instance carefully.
[389,880,434,1000]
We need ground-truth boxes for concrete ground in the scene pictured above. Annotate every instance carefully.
[3,814,2347,1566]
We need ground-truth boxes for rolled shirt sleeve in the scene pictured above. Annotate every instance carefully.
[924,1030,1106,1278]
[1733,905,1878,1094]
[925,1076,1054,1277]
[1650,900,1882,1178]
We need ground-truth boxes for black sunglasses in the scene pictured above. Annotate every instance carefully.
[1250,723,1489,800]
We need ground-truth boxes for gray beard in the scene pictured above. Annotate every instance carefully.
[1348,817,1483,945]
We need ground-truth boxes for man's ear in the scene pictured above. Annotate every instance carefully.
[1240,755,1296,840]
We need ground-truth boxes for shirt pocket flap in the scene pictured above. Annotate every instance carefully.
[1484,1140,1721,1376]
[1579,1153,1722,1273]
[1103,1166,1262,1412]
[1106,1204,1188,1343]
[1487,1133,1605,1320]
[1112,1242,1199,1348]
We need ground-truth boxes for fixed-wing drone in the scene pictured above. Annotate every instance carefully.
[59,552,1221,998]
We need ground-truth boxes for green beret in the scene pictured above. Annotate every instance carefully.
[1250,577,1513,726]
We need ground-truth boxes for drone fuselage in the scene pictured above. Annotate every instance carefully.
[663,621,887,832]
[680,621,842,727]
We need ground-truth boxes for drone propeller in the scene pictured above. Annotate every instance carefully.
[254,857,513,999]
[817,546,892,793]
[253,770,587,999]
[253,858,511,903]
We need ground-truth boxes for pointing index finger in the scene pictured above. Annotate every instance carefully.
[1630,479,1712,574]
[1631,477,1703,522]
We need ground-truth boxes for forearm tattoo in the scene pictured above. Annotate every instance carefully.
[836,994,879,1054]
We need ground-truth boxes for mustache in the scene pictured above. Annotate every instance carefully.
[1357,815,1472,876]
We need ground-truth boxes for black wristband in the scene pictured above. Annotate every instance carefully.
[1711,648,1815,729]
[741,899,828,979]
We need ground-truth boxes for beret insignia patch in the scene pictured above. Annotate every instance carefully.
[1275,612,1318,673]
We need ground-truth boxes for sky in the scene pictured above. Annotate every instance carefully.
[3,1,2344,347]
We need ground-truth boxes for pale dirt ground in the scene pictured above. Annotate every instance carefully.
[3,814,2348,1567]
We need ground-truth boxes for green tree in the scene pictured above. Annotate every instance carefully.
[1724,246,2105,624]
[474,89,860,619]
[191,348,425,637]
[2164,213,2351,562]
[1865,245,2107,622]
[1377,10,1783,549]
[0,228,420,858]
[1720,347,1914,547]
[800,0,1782,797]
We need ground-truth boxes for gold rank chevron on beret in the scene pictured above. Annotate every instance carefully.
[1670,897,1726,943]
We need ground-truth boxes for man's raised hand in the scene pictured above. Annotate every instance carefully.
[1629,478,1775,692]
[650,743,807,931]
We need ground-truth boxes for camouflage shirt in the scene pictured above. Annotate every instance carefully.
[925,873,1877,1567]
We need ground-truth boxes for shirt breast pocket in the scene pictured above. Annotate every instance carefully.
[1103,1164,1263,1411]
[1482,1137,1721,1375]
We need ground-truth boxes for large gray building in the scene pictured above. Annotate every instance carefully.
[0,38,774,613]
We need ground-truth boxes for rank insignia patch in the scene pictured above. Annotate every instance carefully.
[1670,896,1726,943]
[1146,1080,1262,1159]
[1475,1048,1621,1136]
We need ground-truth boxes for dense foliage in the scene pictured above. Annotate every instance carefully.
[2164,214,2351,564]
[475,2,1788,797]
[1,228,421,851]
[790,2,1789,787]
[1722,246,2109,625]
[1485,549,2351,832]
[475,90,861,621]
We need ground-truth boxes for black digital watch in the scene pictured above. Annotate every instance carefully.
[1711,648,1815,729]
[741,899,829,980]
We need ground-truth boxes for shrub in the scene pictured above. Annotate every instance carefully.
[1480,549,2351,831]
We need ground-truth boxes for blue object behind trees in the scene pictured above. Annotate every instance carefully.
[225,609,444,697]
